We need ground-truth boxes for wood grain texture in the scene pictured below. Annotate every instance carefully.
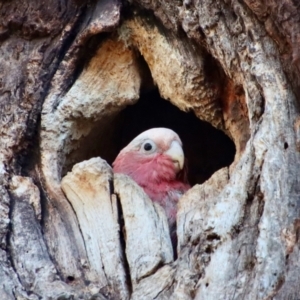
[0,0,300,298]
[114,174,173,288]
[61,158,128,299]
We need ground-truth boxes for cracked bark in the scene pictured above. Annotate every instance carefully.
[0,0,300,299]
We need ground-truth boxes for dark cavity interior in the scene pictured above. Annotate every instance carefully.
[65,89,236,185]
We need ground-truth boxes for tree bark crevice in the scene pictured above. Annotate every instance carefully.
[1,0,300,299]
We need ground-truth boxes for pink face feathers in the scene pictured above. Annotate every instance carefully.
[113,128,185,185]
[113,128,190,225]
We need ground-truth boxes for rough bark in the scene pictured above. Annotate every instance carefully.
[0,0,300,299]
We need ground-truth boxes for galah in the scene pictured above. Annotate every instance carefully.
[113,128,190,241]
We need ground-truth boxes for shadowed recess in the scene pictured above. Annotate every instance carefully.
[115,89,236,185]
[64,89,236,185]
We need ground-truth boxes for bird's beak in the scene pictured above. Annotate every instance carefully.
[164,140,184,172]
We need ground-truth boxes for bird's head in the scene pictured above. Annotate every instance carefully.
[113,128,188,185]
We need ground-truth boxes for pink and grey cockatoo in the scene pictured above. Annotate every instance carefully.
[113,128,190,240]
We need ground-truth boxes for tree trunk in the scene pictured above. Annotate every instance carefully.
[1,0,300,299]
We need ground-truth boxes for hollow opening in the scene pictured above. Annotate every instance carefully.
[64,88,236,185]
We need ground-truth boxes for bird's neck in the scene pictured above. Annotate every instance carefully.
[114,152,188,191]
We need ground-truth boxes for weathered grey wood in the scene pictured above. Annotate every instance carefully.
[0,0,300,299]
[114,174,173,289]
[61,161,175,298]
[9,176,74,299]
[120,16,224,130]
[61,158,129,299]
[131,265,176,300]
[39,0,126,286]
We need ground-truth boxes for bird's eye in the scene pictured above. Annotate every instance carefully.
[141,140,156,153]
[144,143,152,151]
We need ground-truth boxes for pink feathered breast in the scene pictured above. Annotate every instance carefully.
[113,151,190,225]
